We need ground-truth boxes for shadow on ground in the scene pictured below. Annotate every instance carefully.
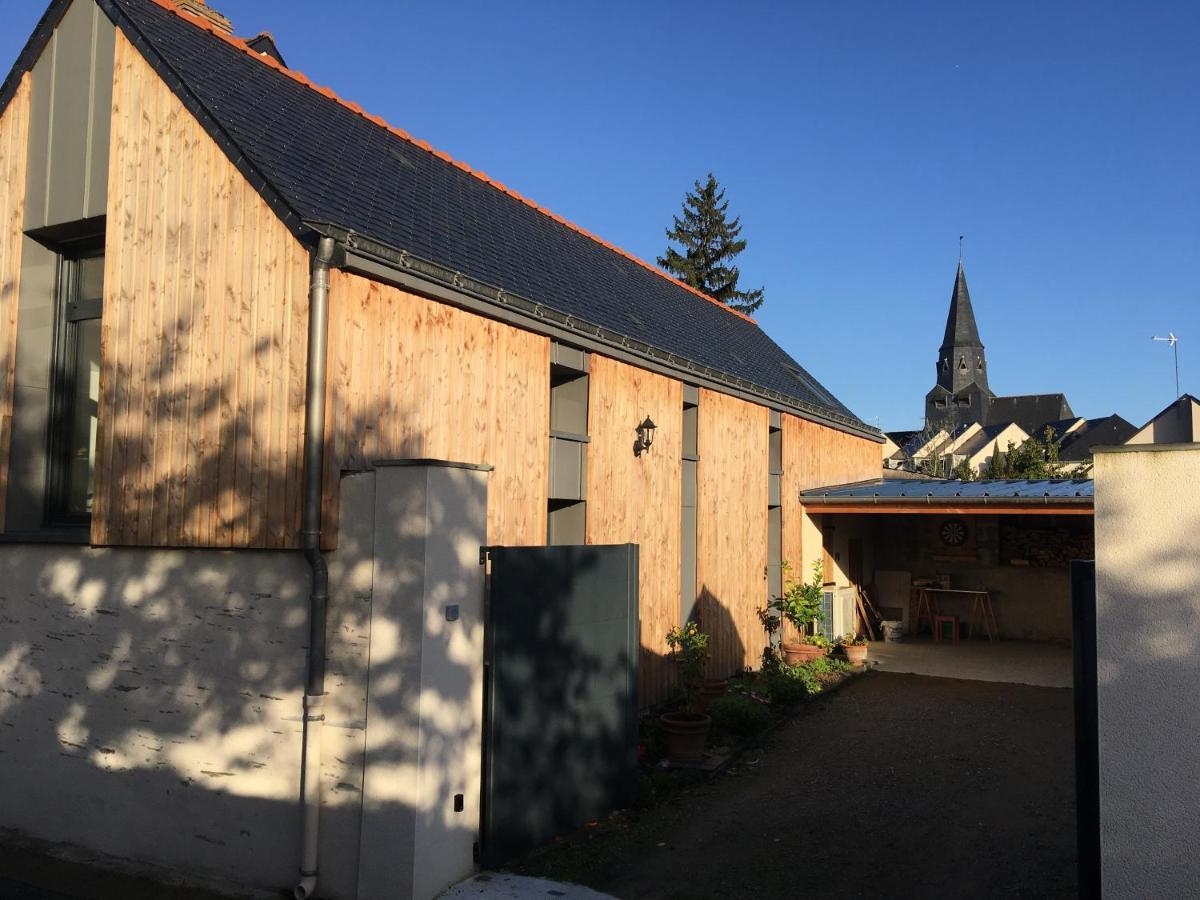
[509,671,1077,900]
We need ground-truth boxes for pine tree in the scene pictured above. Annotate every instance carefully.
[658,174,765,315]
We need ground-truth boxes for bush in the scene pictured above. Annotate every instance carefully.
[763,656,852,705]
[764,674,810,706]
[708,693,772,736]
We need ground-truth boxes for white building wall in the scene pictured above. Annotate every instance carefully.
[0,462,485,899]
[0,543,314,895]
[1093,443,1200,898]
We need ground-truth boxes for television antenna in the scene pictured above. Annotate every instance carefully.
[1151,332,1180,398]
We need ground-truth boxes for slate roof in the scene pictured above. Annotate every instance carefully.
[1039,417,1086,442]
[802,478,1094,505]
[988,394,1074,433]
[1058,415,1137,461]
[959,422,1020,454]
[884,430,919,454]
[940,261,983,351]
[0,0,876,439]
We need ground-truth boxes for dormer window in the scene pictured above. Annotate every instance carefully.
[941,357,949,372]
[977,359,984,371]
[958,356,967,371]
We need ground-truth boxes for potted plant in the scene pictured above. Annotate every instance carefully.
[837,632,868,666]
[758,560,830,666]
[695,674,729,714]
[659,622,712,761]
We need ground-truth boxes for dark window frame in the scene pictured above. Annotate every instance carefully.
[45,238,105,527]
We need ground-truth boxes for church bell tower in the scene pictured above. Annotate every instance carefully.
[925,261,994,431]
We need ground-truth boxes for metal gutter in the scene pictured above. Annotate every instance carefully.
[800,495,1093,507]
[304,221,884,444]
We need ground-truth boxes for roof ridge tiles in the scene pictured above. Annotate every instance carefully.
[139,0,758,326]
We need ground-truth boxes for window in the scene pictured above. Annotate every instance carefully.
[47,249,104,524]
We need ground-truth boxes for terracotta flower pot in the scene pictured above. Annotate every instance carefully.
[659,712,712,762]
[693,677,729,714]
[842,643,868,666]
[780,641,829,666]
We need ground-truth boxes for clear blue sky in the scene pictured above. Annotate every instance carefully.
[5,1,1198,431]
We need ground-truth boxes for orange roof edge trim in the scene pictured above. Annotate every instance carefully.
[140,0,759,326]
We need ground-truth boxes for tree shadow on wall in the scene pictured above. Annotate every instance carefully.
[0,309,504,899]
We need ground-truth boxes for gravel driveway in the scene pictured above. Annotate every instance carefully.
[511,672,1076,899]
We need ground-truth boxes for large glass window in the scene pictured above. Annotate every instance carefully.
[48,251,104,523]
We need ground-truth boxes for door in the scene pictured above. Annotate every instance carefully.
[480,544,640,867]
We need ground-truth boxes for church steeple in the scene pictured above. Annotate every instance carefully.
[936,261,990,394]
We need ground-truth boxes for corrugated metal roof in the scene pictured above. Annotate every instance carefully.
[803,478,1093,502]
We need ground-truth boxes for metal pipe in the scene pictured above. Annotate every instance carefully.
[295,236,336,900]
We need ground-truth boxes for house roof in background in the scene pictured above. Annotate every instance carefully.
[0,0,878,439]
[1059,414,1137,461]
[1039,417,1085,441]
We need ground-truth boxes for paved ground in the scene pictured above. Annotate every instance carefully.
[0,844,247,900]
[511,672,1077,899]
[869,638,1073,687]
[443,874,615,900]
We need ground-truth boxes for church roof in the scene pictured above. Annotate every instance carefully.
[940,261,984,351]
[989,394,1075,433]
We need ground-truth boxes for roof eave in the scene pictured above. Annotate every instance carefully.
[306,220,884,443]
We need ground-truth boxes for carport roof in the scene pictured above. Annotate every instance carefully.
[801,479,1093,515]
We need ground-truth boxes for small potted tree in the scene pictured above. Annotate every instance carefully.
[838,632,868,666]
[659,622,712,761]
[758,560,830,666]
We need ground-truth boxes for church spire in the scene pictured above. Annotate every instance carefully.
[940,261,983,352]
[935,261,990,394]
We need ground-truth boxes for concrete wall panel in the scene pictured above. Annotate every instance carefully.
[1094,445,1200,897]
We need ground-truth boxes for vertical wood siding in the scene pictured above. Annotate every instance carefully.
[696,388,770,675]
[324,270,549,548]
[585,355,682,706]
[782,414,880,570]
[0,74,32,534]
[94,34,310,547]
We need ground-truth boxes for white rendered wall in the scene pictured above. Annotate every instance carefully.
[0,495,373,897]
[1094,444,1200,898]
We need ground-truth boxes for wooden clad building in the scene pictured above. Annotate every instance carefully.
[0,0,881,706]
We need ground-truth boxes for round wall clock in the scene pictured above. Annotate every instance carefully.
[939,518,968,547]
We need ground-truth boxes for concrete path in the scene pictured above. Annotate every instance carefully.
[441,873,616,900]
[869,636,1073,686]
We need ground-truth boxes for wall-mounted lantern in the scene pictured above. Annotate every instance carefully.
[634,416,657,457]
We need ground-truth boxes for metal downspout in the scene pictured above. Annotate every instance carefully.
[295,236,336,900]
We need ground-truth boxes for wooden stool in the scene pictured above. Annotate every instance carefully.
[932,614,959,644]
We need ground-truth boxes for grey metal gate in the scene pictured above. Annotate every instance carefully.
[480,544,639,868]
[1072,559,1100,898]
